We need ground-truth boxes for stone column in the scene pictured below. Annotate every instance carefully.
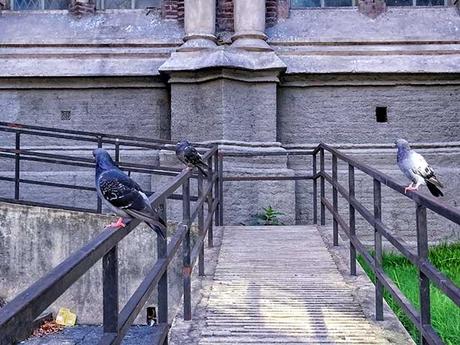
[179,0,217,51]
[232,0,271,51]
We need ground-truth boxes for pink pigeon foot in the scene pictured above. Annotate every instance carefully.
[106,217,126,229]
[404,185,418,194]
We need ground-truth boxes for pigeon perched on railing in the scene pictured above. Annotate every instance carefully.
[395,139,444,197]
[175,140,209,176]
[93,148,166,238]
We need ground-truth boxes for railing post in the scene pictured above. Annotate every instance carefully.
[114,139,120,164]
[103,245,118,334]
[207,156,214,247]
[198,172,205,276]
[320,148,325,226]
[157,199,168,344]
[96,136,103,213]
[182,179,192,321]
[416,204,430,345]
[214,149,219,227]
[14,132,20,200]
[373,178,384,321]
[312,152,318,225]
[332,154,338,246]
[348,164,356,276]
[218,151,224,226]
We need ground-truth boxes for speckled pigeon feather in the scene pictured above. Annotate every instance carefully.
[94,148,166,238]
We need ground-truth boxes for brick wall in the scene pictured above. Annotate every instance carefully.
[216,0,280,32]
[162,0,184,22]
[266,0,278,28]
[217,0,234,32]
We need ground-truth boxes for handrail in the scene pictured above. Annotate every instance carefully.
[0,121,214,213]
[320,143,460,224]
[0,121,212,148]
[315,142,460,345]
[0,142,223,345]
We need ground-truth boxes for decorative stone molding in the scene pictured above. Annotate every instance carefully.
[69,0,95,16]
[159,46,286,74]
[358,0,386,19]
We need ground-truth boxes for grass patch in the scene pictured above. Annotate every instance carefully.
[357,243,460,345]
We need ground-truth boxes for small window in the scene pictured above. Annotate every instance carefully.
[11,0,68,10]
[376,107,388,123]
[291,0,354,8]
[9,0,161,10]
[97,0,160,9]
[386,0,446,5]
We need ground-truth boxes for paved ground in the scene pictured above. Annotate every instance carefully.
[22,225,414,344]
[20,325,159,345]
[172,226,412,345]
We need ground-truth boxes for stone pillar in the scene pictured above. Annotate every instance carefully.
[179,0,217,51]
[232,0,271,51]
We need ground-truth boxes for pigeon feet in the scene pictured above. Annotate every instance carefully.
[404,185,418,194]
[106,217,127,229]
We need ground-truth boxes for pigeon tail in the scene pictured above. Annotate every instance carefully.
[426,181,444,197]
[426,176,444,189]
[196,162,209,177]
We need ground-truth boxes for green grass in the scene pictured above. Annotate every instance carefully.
[357,243,460,345]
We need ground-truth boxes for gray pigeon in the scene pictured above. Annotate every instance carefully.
[175,140,209,176]
[94,148,166,238]
[395,139,444,197]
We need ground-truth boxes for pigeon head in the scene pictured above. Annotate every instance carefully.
[93,148,116,172]
[395,139,411,151]
[176,140,191,150]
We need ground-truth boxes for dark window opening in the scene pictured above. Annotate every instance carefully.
[376,107,388,123]
[61,111,71,121]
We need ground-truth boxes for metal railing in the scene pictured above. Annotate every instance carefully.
[0,121,212,213]
[0,123,223,345]
[0,122,459,345]
[314,143,460,345]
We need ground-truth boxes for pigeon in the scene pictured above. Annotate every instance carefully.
[93,148,166,238]
[175,140,209,176]
[395,139,444,197]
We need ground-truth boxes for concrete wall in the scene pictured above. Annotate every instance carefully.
[0,79,171,146]
[0,202,194,324]
[278,83,460,145]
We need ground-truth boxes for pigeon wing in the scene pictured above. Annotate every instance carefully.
[99,170,166,238]
[410,152,444,188]
[98,170,143,209]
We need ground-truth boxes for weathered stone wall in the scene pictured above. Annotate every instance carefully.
[278,81,460,242]
[277,83,460,145]
[0,202,195,324]
[0,83,171,146]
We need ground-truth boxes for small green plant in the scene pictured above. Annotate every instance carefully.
[251,205,285,226]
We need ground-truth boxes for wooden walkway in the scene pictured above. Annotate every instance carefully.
[197,226,387,345]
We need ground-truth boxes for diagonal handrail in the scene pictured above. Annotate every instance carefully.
[0,143,222,345]
[315,142,460,345]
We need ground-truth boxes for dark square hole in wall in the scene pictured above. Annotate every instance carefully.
[61,110,71,121]
[375,107,388,123]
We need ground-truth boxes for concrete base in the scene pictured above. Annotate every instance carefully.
[0,202,193,324]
